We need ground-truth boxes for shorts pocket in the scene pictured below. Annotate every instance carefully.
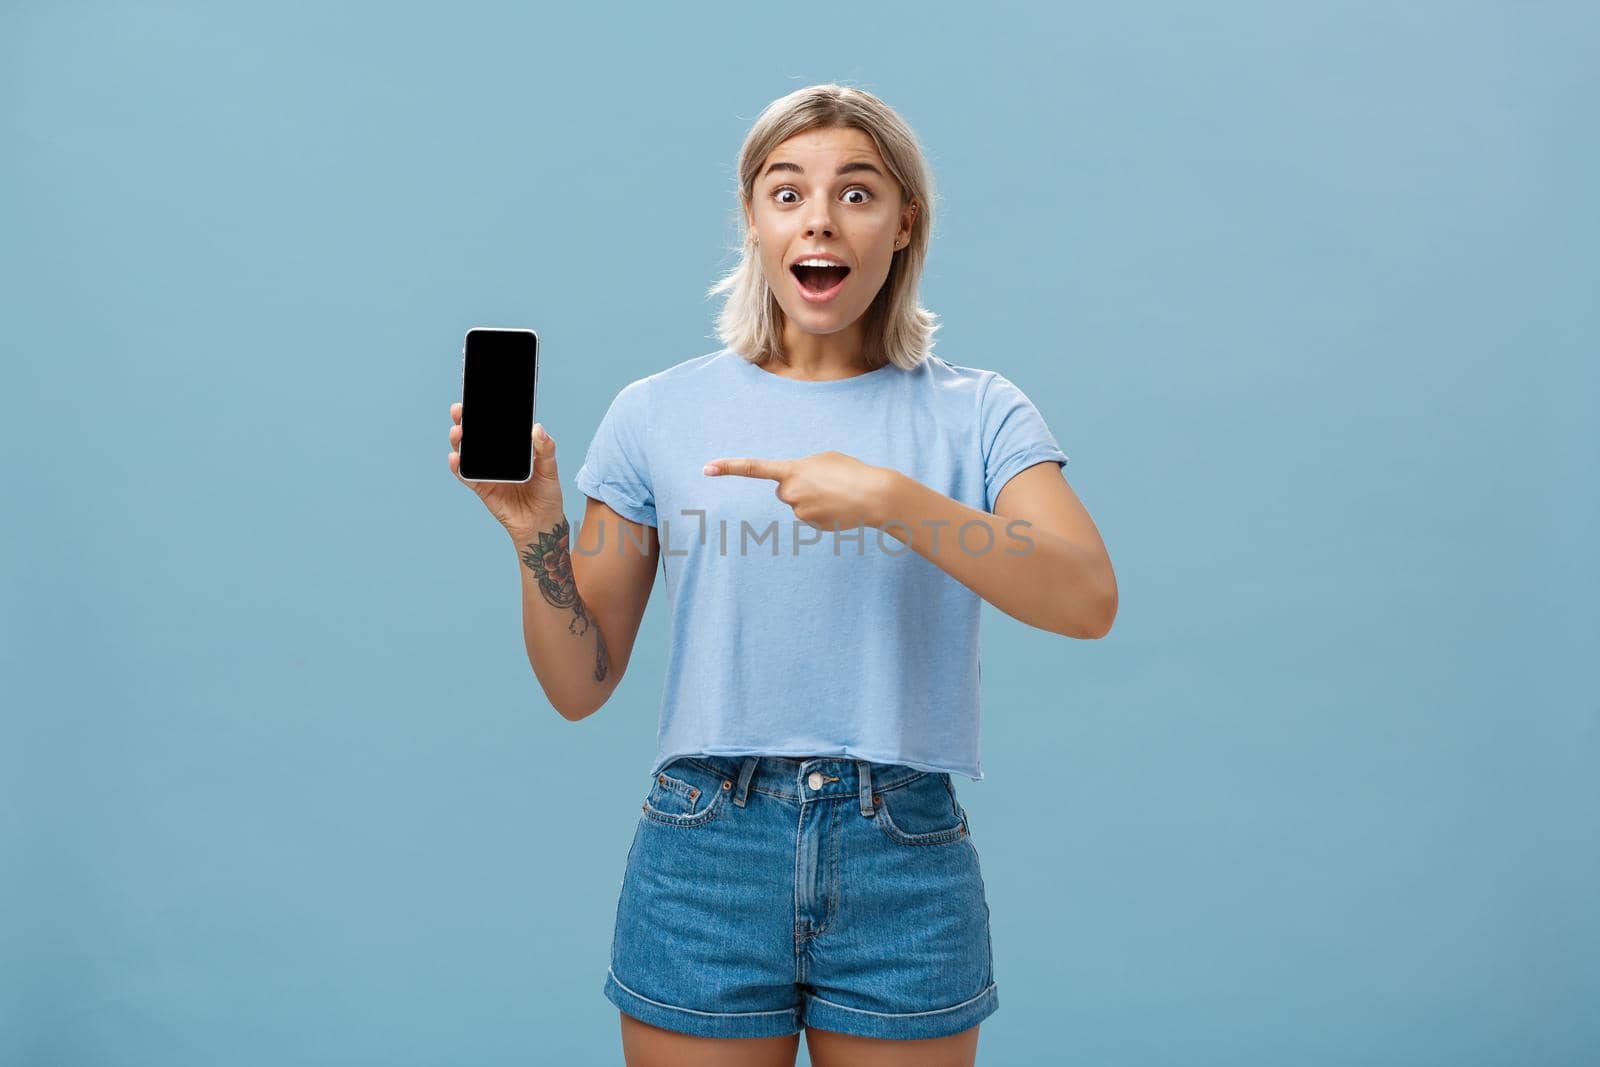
[641,759,730,828]
[872,772,969,846]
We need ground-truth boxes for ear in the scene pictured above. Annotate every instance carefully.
[899,199,918,246]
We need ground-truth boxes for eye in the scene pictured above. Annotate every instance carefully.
[771,185,874,205]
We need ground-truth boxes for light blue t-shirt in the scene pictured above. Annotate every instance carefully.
[572,347,1070,781]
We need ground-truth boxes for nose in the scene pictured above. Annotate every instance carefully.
[802,203,837,240]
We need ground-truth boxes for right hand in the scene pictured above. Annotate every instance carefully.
[448,401,566,538]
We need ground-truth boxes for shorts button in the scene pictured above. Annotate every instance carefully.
[808,771,824,790]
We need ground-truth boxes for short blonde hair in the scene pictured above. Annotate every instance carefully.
[707,83,940,371]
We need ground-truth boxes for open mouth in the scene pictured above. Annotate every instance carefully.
[791,263,851,296]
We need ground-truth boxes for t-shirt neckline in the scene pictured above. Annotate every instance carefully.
[726,348,898,389]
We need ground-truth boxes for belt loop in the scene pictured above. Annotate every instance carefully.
[735,756,759,807]
[858,760,874,817]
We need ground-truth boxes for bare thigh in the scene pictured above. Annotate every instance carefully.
[805,1023,981,1067]
[619,1012,800,1067]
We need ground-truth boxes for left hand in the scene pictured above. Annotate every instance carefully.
[703,450,894,530]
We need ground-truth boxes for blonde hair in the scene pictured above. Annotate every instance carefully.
[706,83,940,371]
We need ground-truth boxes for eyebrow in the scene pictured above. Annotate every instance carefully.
[761,161,886,181]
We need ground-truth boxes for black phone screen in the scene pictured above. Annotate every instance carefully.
[459,328,538,482]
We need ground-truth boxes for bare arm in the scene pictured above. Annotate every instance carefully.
[877,461,1117,638]
[449,404,658,720]
[703,448,1115,640]
[507,499,658,721]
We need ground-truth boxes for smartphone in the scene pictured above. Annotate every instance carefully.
[458,327,539,482]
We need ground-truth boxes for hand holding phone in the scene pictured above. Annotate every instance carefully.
[448,327,565,537]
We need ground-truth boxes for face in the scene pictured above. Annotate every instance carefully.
[744,126,917,341]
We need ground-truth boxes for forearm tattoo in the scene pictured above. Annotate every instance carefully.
[518,518,609,683]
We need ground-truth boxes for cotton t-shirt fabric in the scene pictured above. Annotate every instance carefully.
[572,347,1070,781]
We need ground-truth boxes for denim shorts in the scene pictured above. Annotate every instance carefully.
[602,754,998,1040]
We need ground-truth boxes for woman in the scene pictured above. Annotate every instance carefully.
[449,84,1116,1067]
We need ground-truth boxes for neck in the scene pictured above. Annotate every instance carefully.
[776,318,872,377]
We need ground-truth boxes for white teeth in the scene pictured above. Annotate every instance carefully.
[794,258,848,269]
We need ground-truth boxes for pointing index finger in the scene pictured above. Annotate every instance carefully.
[704,457,785,480]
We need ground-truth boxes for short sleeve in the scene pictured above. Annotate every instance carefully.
[979,372,1070,512]
[573,378,657,527]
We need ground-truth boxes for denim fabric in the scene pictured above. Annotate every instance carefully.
[603,754,998,1040]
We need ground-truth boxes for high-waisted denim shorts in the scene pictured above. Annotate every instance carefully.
[602,754,998,1040]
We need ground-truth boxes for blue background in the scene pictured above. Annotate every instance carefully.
[4,2,1596,1064]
